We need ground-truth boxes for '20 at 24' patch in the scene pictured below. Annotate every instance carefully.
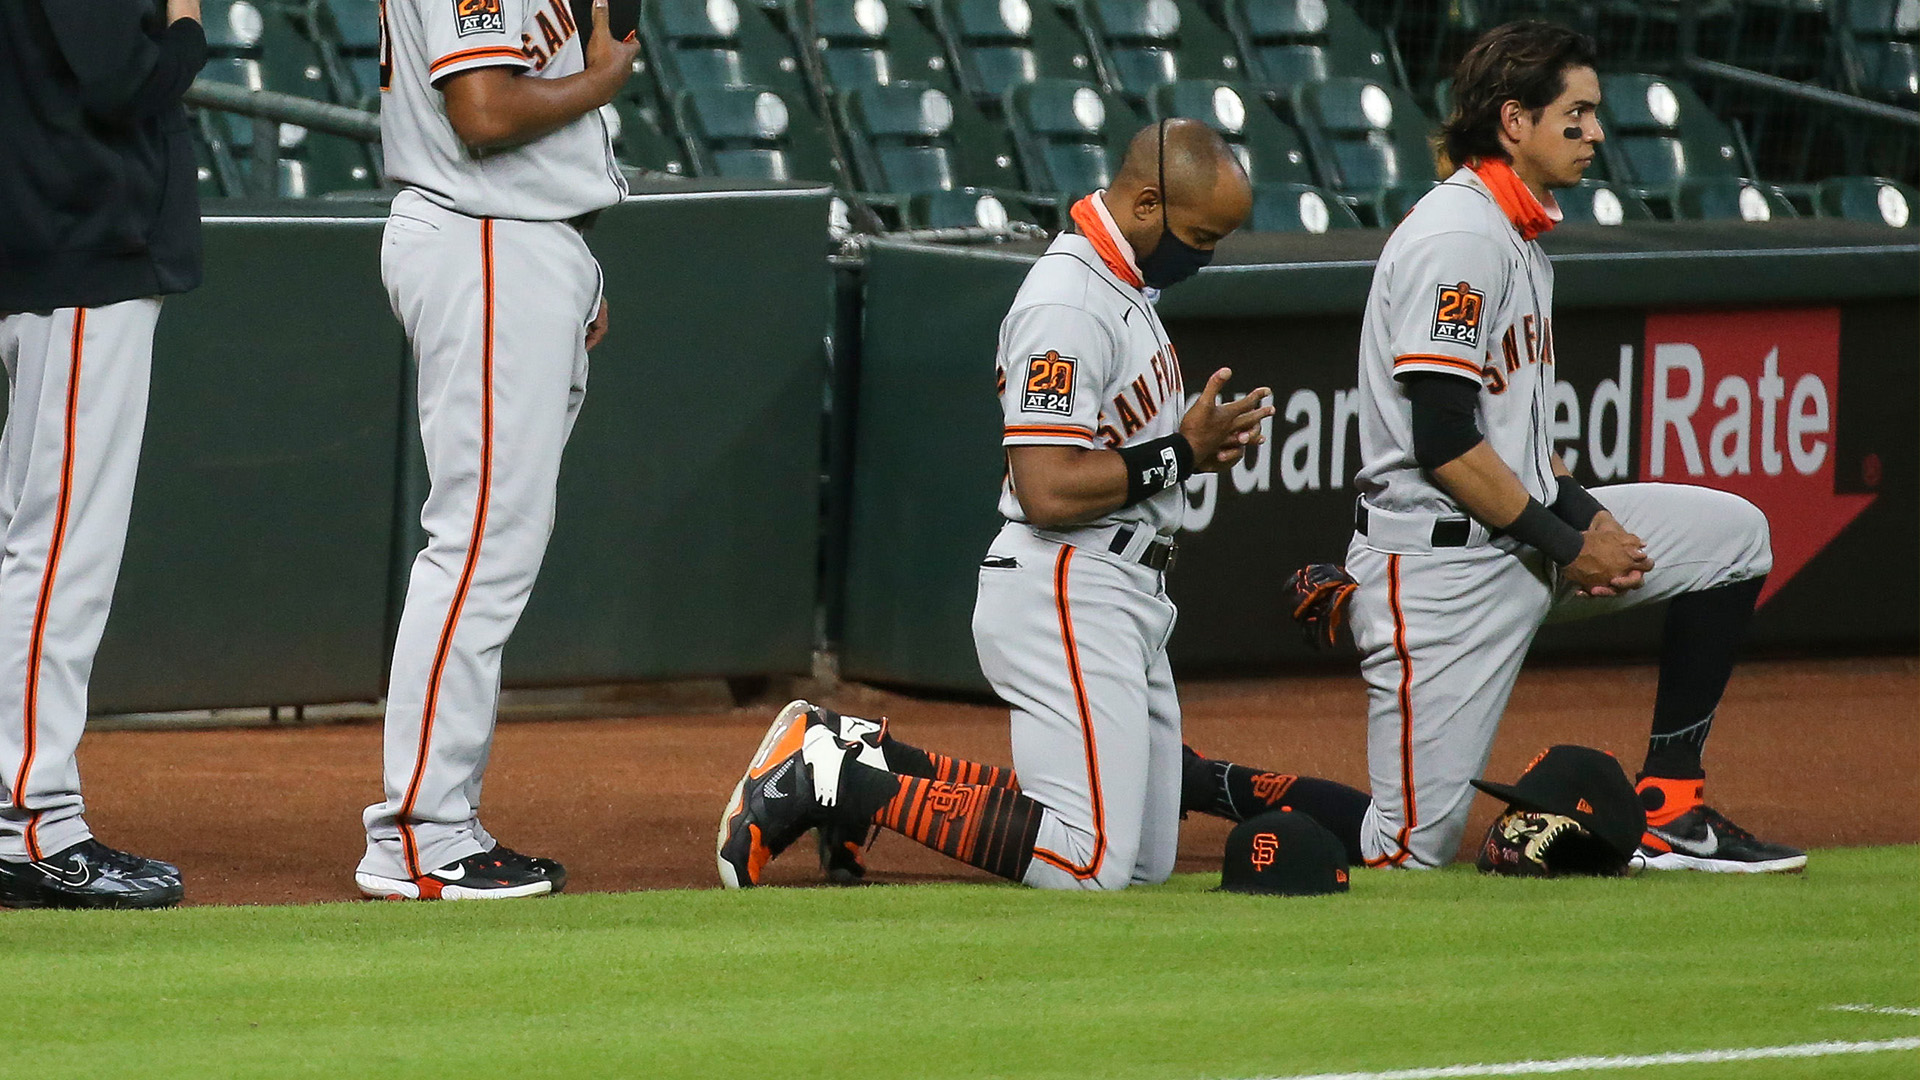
[1022,351,1077,416]
[1430,281,1485,348]
[454,0,506,36]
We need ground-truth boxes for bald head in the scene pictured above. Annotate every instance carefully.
[1101,118,1253,269]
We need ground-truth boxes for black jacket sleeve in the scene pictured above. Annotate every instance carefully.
[36,0,207,122]
[1401,371,1485,470]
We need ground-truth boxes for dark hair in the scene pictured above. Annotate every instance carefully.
[1438,21,1598,171]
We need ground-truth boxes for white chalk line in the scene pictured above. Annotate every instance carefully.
[1239,1038,1920,1080]
[1829,1003,1920,1017]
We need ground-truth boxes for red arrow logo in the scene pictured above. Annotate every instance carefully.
[1639,308,1874,607]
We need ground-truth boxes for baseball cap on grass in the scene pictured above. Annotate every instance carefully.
[1471,744,1646,859]
[1215,810,1350,896]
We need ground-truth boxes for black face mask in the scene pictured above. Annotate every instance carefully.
[1136,119,1213,290]
[1138,227,1212,289]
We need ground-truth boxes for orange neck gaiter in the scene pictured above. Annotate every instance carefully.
[1470,158,1556,241]
[1069,193,1145,290]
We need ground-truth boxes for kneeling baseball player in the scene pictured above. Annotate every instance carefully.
[1343,22,1803,873]
[719,121,1369,890]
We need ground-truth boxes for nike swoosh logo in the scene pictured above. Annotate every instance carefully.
[429,864,467,882]
[1652,823,1718,856]
[33,861,94,888]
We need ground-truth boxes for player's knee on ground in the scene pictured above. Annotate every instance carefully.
[1021,819,1140,892]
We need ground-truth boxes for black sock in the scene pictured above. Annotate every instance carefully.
[1181,745,1369,865]
[1644,576,1765,780]
[879,735,1019,789]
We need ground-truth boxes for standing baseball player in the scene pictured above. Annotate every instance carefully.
[0,0,206,909]
[1345,21,1804,873]
[354,0,635,900]
[719,120,1322,890]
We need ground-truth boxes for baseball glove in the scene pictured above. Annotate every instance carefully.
[1289,563,1358,651]
[1476,809,1632,877]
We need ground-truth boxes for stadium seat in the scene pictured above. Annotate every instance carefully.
[899,188,1043,229]
[1148,79,1318,186]
[1290,76,1436,221]
[673,84,837,181]
[1596,74,1747,203]
[642,0,812,104]
[1070,0,1245,102]
[1813,175,1918,226]
[837,81,1038,226]
[783,0,954,92]
[1672,177,1799,221]
[607,97,692,174]
[1220,0,1395,97]
[928,0,1098,110]
[1247,181,1362,231]
[1834,0,1920,104]
[1004,78,1144,198]
[1554,179,1656,225]
[276,127,380,196]
[837,80,979,190]
[201,0,266,59]
[316,0,382,102]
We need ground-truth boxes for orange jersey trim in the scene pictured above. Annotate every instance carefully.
[429,45,529,77]
[1030,545,1108,880]
[13,309,86,861]
[1393,353,1484,378]
[398,219,498,877]
[1004,424,1095,443]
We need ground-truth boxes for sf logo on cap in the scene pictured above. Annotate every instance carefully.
[1250,832,1280,870]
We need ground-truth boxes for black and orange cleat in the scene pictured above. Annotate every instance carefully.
[487,844,567,894]
[717,700,857,888]
[355,849,554,901]
[1630,777,1806,874]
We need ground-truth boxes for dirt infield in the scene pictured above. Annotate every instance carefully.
[62,657,1918,905]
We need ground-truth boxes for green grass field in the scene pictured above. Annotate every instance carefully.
[1,846,1913,1080]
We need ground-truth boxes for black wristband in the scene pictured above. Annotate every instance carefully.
[1118,434,1195,506]
[1551,475,1605,531]
[1504,498,1585,567]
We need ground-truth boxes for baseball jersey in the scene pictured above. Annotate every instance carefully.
[995,194,1187,535]
[379,0,626,220]
[1352,167,1560,515]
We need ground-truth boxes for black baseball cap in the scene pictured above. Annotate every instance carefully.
[1215,811,1350,897]
[1471,745,1646,858]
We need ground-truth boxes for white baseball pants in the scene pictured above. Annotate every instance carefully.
[359,191,600,880]
[973,522,1184,891]
[1346,483,1772,869]
[0,299,158,862]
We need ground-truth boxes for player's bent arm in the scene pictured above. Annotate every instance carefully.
[1007,446,1131,526]
[442,65,625,153]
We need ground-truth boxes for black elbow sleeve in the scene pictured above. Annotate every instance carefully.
[1403,371,1485,470]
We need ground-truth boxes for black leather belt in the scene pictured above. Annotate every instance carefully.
[1109,524,1177,571]
[1353,504,1472,548]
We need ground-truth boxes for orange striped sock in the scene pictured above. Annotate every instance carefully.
[881,736,1019,791]
[874,776,1044,881]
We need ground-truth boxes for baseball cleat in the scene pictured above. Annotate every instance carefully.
[355,849,555,900]
[0,839,184,910]
[1631,805,1807,874]
[487,844,567,894]
[717,700,866,888]
[816,823,877,885]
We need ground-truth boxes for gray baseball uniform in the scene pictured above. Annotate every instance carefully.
[1345,167,1771,868]
[972,193,1190,891]
[357,0,624,887]
[0,301,159,861]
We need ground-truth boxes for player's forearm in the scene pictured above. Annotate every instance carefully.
[1429,442,1533,529]
[443,67,623,153]
[1009,446,1129,527]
